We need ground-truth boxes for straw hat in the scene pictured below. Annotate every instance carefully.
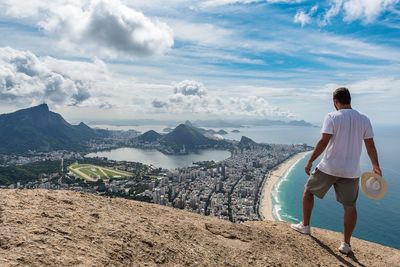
[361,172,388,199]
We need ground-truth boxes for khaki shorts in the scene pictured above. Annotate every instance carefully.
[305,168,359,206]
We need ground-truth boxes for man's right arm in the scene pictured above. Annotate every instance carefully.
[364,138,382,176]
[305,133,332,176]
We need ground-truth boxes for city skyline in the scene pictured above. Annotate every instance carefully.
[0,0,399,125]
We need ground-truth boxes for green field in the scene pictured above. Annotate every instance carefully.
[68,163,132,181]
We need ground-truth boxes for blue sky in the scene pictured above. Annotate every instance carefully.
[0,0,399,125]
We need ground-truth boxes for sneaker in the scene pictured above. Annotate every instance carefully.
[290,222,311,235]
[338,242,352,254]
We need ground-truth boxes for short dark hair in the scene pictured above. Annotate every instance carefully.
[333,87,351,104]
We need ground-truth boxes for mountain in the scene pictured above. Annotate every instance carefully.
[161,124,218,152]
[136,130,162,143]
[287,120,314,127]
[0,189,398,266]
[239,136,257,148]
[185,121,227,136]
[0,104,101,153]
[133,123,231,154]
[184,120,209,134]
[184,120,195,128]
[217,129,228,135]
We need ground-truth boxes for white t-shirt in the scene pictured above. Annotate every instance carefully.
[316,109,374,178]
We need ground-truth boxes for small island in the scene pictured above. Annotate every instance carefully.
[217,129,228,135]
[231,129,240,133]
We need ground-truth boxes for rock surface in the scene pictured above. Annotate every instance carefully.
[0,189,398,266]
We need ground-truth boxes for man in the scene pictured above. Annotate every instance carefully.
[290,87,382,255]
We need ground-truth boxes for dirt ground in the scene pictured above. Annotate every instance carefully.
[0,189,398,266]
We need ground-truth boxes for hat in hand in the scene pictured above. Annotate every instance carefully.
[361,172,388,200]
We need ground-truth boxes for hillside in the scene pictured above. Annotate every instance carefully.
[0,104,102,153]
[239,136,257,148]
[161,124,218,151]
[136,130,163,143]
[0,189,398,266]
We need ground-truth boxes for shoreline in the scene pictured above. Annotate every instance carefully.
[259,151,310,221]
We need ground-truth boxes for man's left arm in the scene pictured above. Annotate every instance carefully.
[305,133,332,175]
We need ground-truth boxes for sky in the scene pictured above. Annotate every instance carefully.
[0,0,399,125]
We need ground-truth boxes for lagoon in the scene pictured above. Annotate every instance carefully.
[86,147,231,169]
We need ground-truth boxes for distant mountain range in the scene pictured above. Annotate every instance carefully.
[90,118,315,128]
[0,104,105,153]
[190,119,314,128]
[0,104,281,155]
[249,119,314,127]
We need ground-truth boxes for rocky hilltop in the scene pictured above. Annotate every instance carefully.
[0,189,398,266]
[0,104,103,153]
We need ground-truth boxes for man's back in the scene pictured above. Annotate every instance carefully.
[317,109,374,178]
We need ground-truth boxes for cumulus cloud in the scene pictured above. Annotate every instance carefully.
[152,99,169,108]
[3,0,174,58]
[173,80,208,96]
[0,47,110,107]
[331,77,400,98]
[294,5,318,27]
[151,80,294,118]
[292,0,398,26]
[99,102,113,109]
[322,0,400,24]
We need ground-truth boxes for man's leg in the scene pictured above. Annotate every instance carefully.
[343,205,357,245]
[302,189,314,226]
[292,170,332,234]
[291,188,314,234]
[335,177,359,247]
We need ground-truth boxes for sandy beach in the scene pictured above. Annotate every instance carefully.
[259,151,310,221]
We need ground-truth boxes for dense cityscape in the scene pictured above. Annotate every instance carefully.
[0,140,310,223]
